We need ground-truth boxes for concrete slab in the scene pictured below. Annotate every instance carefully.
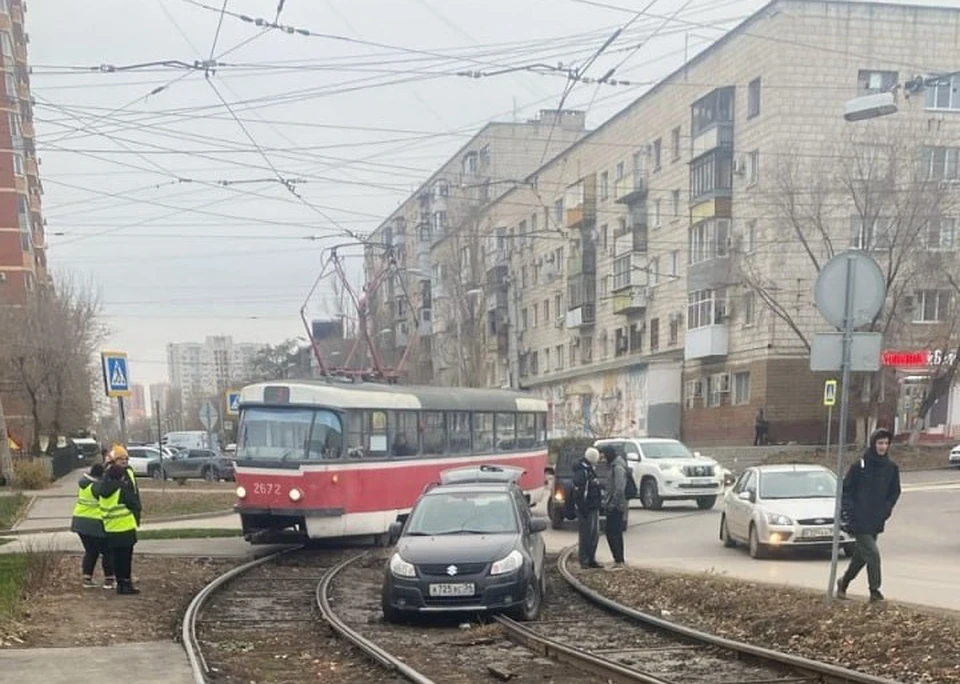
[3,641,193,684]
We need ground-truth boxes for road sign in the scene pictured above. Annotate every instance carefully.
[823,380,837,407]
[199,401,219,431]
[814,251,886,329]
[809,332,883,372]
[226,391,241,416]
[100,351,131,398]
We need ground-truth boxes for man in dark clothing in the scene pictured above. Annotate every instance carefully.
[573,447,603,569]
[837,428,901,602]
[599,445,628,570]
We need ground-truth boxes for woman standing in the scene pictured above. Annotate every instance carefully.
[98,464,141,595]
[70,463,115,589]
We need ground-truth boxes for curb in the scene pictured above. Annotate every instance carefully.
[0,509,235,536]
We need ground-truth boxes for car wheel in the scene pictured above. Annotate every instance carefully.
[748,523,769,559]
[842,542,857,558]
[640,478,663,510]
[176,478,187,486]
[548,499,565,529]
[696,495,717,510]
[509,575,542,622]
[203,467,217,482]
[720,514,736,548]
[149,466,162,481]
[372,533,389,548]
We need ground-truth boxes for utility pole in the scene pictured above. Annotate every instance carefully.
[0,395,15,487]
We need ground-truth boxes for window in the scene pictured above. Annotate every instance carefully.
[463,152,478,175]
[850,217,893,251]
[543,347,551,371]
[687,288,727,329]
[858,69,897,96]
[392,410,419,458]
[734,372,751,405]
[601,223,608,253]
[239,407,344,462]
[653,198,661,227]
[0,33,11,59]
[747,77,761,118]
[668,316,680,345]
[649,317,659,352]
[926,217,956,250]
[647,256,659,286]
[8,112,19,137]
[19,229,29,251]
[707,376,721,407]
[747,150,760,185]
[743,291,755,326]
[495,413,516,451]
[616,161,624,179]
[555,344,563,370]
[653,138,662,169]
[517,413,537,448]
[3,72,13,98]
[12,151,22,176]
[472,412,494,452]
[362,411,388,458]
[672,189,680,216]
[925,74,960,111]
[670,250,679,277]
[745,219,757,252]
[691,86,735,137]
[433,211,447,231]
[690,148,733,201]
[448,412,471,453]
[479,145,490,170]
[554,293,562,318]
[671,127,681,160]
[922,146,960,181]
[684,379,702,409]
[600,171,609,200]
[688,218,731,264]
[543,297,550,321]
[612,254,632,290]
[913,289,950,323]
[421,411,445,455]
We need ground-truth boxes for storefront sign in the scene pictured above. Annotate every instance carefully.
[881,349,958,368]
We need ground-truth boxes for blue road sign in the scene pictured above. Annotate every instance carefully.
[101,351,131,398]
[226,391,241,416]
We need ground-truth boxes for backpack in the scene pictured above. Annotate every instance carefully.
[624,465,639,500]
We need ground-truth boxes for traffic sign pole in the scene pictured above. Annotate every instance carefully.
[118,396,128,445]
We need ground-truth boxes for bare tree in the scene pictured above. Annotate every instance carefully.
[739,134,960,438]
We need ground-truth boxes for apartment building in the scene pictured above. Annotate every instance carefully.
[365,0,960,445]
[166,336,263,410]
[366,109,588,386]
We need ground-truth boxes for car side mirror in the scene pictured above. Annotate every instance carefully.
[529,517,549,534]
[738,490,754,503]
[626,453,640,462]
[388,521,403,544]
[694,451,702,458]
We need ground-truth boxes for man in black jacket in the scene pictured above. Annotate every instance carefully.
[837,428,901,602]
[573,447,602,569]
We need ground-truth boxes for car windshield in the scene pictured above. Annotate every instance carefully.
[406,492,518,535]
[237,407,343,462]
[760,470,836,499]
[639,441,693,459]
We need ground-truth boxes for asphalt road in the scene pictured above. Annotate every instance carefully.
[540,470,960,611]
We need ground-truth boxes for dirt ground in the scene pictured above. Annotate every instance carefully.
[575,565,960,684]
[0,554,237,648]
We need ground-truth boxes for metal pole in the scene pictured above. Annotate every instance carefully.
[0,396,15,487]
[118,396,128,445]
[825,405,833,463]
[827,254,857,601]
[156,400,166,493]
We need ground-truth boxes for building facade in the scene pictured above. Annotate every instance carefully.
[166,336,263,411]
[365,110,588,386]
[365,0,960,445]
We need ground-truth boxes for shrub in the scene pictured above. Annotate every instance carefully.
[13,459,50,490]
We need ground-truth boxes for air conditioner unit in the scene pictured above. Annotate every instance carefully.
[554,316,564,329]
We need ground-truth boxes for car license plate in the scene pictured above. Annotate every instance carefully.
[428,583,475,597]
[690,478,712,486]
[802,526,833,538]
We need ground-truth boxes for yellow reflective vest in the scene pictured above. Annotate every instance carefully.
[72,480,101,520]
[100,488,137,534]
[126,466,138,492]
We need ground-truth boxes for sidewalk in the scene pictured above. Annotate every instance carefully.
[5,642,194,684]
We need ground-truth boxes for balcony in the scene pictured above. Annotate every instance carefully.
[691,121,734,159]
[565,304,596,329]
[566,242,597,278]
[684,324,729,360]
[612,253,645,291]
[614,170,649,205]
[564,175,597,229]
[566,272,596,328]
[13,41,25,65]
[689,148,733,205]
[613,286,648,315]
[11,5,22,25]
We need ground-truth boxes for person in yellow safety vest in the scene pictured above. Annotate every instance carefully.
[99,463,142,595]
[110,444,139,501]
[70,463,116,590]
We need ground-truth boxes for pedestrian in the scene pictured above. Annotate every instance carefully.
[98,463,141,595]
[110,445,139,496]
[69,463,116,590]
[598,445,628,570]
[573,447,603,569]
[837,428,901,602]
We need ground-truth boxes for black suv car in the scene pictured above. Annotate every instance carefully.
[547,448,611,529]
[381,465,549,623]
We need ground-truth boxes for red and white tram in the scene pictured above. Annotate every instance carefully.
[233,380,550,543]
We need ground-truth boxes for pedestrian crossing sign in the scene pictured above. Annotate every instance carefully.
[101,351,131,398]
[823,379,837,407]
[226,391,241,416]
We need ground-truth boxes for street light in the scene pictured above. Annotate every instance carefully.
[843,91,898,121]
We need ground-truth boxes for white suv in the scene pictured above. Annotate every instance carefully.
[593,438,724,510]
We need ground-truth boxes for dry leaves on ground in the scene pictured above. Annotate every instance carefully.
[576,566,960,684]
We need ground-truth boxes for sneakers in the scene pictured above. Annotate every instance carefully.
[102,578,117,590]
[580,561,603,570]
[869,589,884,603]
[82,577,98,589]
[116,580,140,595]
[836,579,848,600]
[605,562,626,572]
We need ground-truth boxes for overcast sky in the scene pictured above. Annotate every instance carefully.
[28,0,939,388]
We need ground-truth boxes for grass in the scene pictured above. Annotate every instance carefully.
[0,493,28,530]
[0,555,27,620]
[140,491,237,520]
[0,538,13,547]
[138,479,235,491]
[137,528,242,540]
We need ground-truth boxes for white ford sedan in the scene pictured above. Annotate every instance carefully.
[719,464,855,559]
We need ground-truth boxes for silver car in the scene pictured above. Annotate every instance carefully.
[719,464,855,559]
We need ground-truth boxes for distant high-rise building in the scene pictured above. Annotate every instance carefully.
[166,336,264,410]
[126,385,146,421]
[148,383,171,416]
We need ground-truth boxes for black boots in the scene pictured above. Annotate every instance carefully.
[869,589,884,602]
[116,580,140,595]
[836,578,849,599]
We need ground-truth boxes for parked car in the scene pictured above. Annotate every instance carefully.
[547,448,581,529]
[126,446,166,480]
[949,444,960,468]
[163,448,235,484]
[72,438,101,464]
[593,437,724,510]
[381,464,548,623]
[719,464,855,559]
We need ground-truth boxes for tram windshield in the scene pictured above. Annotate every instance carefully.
[237,407,343,462]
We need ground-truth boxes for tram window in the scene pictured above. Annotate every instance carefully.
[473,412,494,453]
[306,411,344,460]
[364,410,388,458]
[421,411,445,455]
[392,410,420,458]
[516,413,537,449]
[495,413,516,451]
[345,411,364,459]
[448,412,471,454]
[536,413,547,445]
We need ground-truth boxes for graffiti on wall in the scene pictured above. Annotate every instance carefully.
[537,367,648,438]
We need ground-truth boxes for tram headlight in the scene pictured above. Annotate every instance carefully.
[235,486,247,499]
[289,488,303,502]
[390,553,416,578]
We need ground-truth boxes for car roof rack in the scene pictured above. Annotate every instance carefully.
[438,464,526,486]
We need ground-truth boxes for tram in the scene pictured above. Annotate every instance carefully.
[232,380,550,543]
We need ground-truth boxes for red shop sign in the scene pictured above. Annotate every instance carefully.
[881,350,930,367]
